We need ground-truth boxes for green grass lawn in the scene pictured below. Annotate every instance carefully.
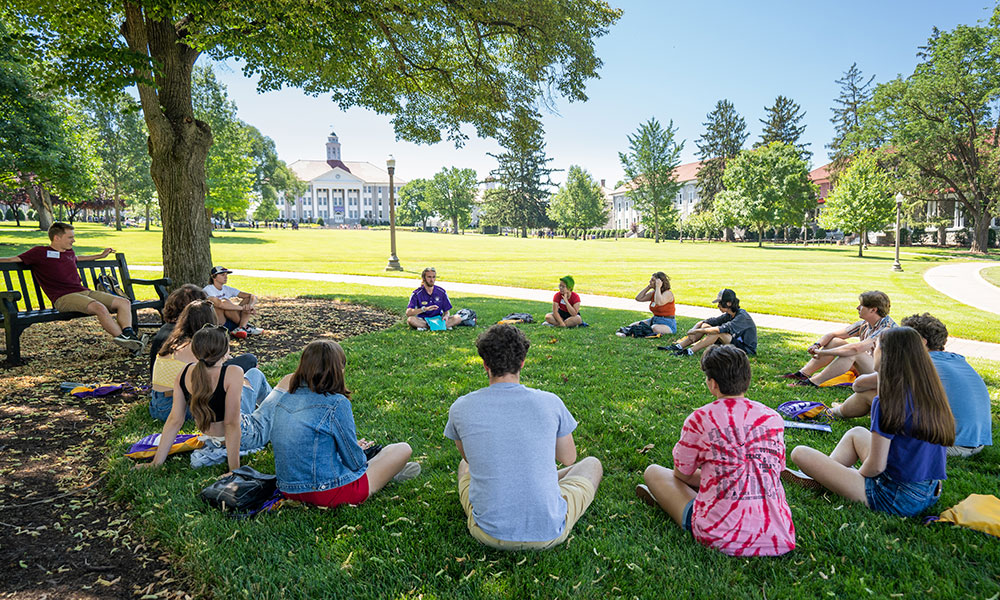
[982,265,1000,288]
[2,222,999,343]
[104,286,1000,600]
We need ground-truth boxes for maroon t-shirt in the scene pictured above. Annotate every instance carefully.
[18,246,86,302]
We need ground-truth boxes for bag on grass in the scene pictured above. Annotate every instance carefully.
[618,321,655,338]
[819,371,856,387]
[455,308,477,327]
[200,466,278,514]
[500,313,534,324]
[776,400,830,422]
[70,383,132,398]
[930,494,1000,538]
[125,433,205,460]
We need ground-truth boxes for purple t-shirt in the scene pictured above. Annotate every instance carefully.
[870,396,947,482]
[407,285,452,318]
[18,246,86,301]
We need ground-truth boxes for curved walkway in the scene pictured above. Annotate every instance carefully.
[133,266,1000,361]
[924,262,1000,315]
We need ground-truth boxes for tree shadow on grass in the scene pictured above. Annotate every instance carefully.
[209,235,273,245]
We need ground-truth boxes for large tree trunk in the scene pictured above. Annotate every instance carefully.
[971,209,991,253]
[23,180,54,231]
[937,223,947,246]
[124,5,213,288]
[145,202,150,231]
[724,227,733,242]
[451,215,458,233]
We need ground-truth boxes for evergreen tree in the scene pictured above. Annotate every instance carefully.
[483,120,556,237]
[695,99,748,211]
[756,95,811,161]
[828,63,876,173]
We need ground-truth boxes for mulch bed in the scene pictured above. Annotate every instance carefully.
[0,297,396,600]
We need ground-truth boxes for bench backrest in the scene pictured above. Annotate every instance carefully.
[0,252,139,313]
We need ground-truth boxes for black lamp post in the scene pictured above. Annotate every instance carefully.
[385,155,403,271]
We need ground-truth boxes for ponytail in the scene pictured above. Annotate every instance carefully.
[186,326,230,431]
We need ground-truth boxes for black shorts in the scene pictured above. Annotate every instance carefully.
[558,309,579,320]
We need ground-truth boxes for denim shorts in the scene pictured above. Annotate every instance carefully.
[650,316,677,333]
[682,498,694,532]
[864,472,941,517]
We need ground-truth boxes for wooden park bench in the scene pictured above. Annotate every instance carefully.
[1,253,170,364]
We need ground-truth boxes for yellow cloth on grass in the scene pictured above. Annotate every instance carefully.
[819,371,857,387]
[938,494,1000,537]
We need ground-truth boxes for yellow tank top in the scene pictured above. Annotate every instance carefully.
[152,353,191,388]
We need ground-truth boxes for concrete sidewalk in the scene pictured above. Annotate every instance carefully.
[134,266,1000,362]
[924,261,1000,315]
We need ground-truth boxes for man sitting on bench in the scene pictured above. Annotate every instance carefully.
[0,222,143,352]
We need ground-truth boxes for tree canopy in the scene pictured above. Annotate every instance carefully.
[756,95,811,161]
[547,165,607,235]
[619,118,683,243]
[716,142,817,246]
[428,167,478,233]
[828,63,876,174]
[483,120,556,236]
[695,99,748,211]
[849,19,1000,253]
[819,150,894,257]
[13,1,621,285]
[397,178,434,228]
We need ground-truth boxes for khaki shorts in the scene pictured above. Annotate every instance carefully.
[458,472,596,551]
[53,289,120,313]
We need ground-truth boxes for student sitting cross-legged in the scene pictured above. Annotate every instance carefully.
[784,327,955,517]
[444,324,603,550]
[269,340,421,507]
[637,345,795,557]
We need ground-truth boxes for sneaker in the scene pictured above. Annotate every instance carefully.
[415,327,428,331]
[541,321,555,327]
[662,343,681,353]
[788,378,818,388]
[615,331,627,337]
[132,333,151,357]
[113,333,143,353]
[231,328,248,339]
[672,347,693,356]
[635,484,658,507]
[781,468,824,491]
[392,461,422,483]
[244,325,263,336]
[779,371,809,380]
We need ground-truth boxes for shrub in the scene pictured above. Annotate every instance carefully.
[316,217,325,227]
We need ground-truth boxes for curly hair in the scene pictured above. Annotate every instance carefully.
[163,284,208,323]
[900,313,948,352]
[476,324,531,377]
[652,272,671,291]
[700,345,751,396]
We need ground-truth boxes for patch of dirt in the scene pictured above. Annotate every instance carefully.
[0,297,396,599]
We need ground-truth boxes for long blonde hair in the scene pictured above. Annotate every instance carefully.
[188,326,231,431]
[876,327,955,446]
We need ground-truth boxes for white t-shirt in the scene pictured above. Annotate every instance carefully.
[203,283,241,301]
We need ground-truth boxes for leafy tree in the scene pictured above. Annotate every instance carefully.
[716,142,817,247]
[681,210,721,240]
[397,179,434,228]
[618,118,684,243]
[428,167,478,233]
[695,99,748,211]
[818,150,894,257]
[547,165,607,236]
[252,197,279,225]
[192,66,255,228]
[828,63,876,173]
[0,23,81,230]
[483,117,557,237]
[849,21,1000,253]
[756,95,811,161]
[83,92,152,231]
[15,2,621,285]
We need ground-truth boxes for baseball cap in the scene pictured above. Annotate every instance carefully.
[210,266,233,277]
[712,288,737,305]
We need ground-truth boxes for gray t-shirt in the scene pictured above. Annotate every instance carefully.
[444,382,578,542]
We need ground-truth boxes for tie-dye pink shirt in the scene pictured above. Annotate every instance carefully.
[672,396,795,556]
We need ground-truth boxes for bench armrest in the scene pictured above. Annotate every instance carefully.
[130,277,171,287]
[0,290,22,316]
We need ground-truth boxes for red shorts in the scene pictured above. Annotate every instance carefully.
[282,474,370,507]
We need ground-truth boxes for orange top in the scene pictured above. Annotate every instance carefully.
[650,300,675,317]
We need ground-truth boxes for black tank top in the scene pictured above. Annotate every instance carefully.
[180,363,232,422]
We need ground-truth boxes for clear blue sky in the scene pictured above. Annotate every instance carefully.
[211,1,994,187]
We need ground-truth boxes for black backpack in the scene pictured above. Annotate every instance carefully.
[618,321,655,338]
[200,466,278,514]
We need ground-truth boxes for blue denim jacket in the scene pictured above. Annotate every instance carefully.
[269,388,367,494]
